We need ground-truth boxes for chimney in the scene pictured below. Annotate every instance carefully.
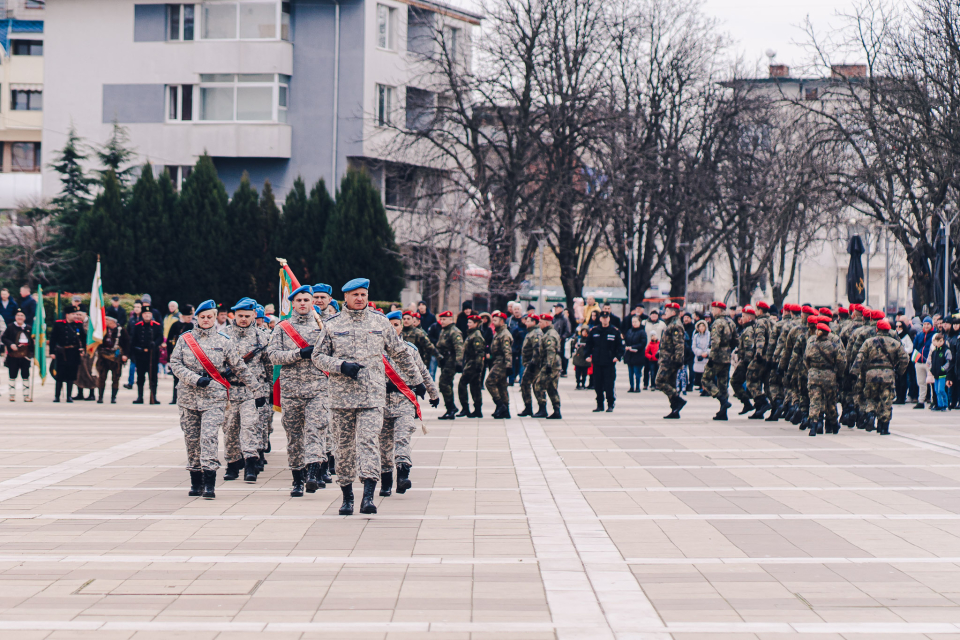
[768,64,789,78]
[831,64,866,79]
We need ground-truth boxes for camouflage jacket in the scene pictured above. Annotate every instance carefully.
[839,316,863,348]
[311,307,423,409]
[851,330,909,378]
[765,316,787,362]
[788,329,817,383]
[522,327,543,368]
[754,315,774,361]
[490,325,513,369]
[804,332,847,379]
[539,326,561,371]
[772,317,797,367]
[660,316,686,366]
[385,340,440,418]
[222,321,271,401]
[266,309,327,399]
[436,324,464,370]
[737,321,757,362]
[708,315,736,363]
[779,315,810,372]
[845,324,877,374]
[462,328,486,374]
[402,325,438,366]
[170,325,258,411]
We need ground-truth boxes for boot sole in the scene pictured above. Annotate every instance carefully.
[360,505,378,514]
[305,481,318,492]
[290,491,304,497]
[379,490,392,497]
[340,509,353,515]
[244,476,257,483]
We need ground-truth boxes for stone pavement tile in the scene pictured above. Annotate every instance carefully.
[813,607,906,622]
[468,633,556,640]
[45,633,136,640]
[659,609,743,622]
[890,607,960,622]
[389,609,472,622]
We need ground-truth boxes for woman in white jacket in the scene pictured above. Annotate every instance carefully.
[691,319,711,393]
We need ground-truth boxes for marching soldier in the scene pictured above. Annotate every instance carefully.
[95,315,127,404]
[517,314,542,417]
[747,301,774,418]
[765,304,795,421]
[458,315,486,418]
[731,305,758,415]
[852,318,908,435]
[845,308,881,427]
[130,305,163,405]
[222,298,271,483]
[169,299,259,499]
[779,305,815,423]
[402,311,439,366]
[311,278,423,516]
[255,304,277,469]
[435,311,464,420]
[311,284,337,479]
[380,310,438,496]
[656,302,687,418]
[703,301,736,420]
[534,313,562,419]
[804,318,846,436]
[788,314,819,428]
[50,305,85,403]
[487,311,513,419]
[312,283,336,318]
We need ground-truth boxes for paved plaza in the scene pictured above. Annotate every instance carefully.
[2,373,960,639]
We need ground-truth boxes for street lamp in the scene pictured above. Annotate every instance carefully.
[937,204,960,318]
[679,242,691,306]
[531,228,544,314]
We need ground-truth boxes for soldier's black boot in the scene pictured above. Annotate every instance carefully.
[593,401,605,412]
[878,419,891,435]
[533,404,549,418]
[133,383,144,404]
[827,418,841,434]
[808,420,822,437]
[606,400,615,412]
[313,461,326,488]
[66,383,75,403]
[202,470,216,499]
[492,404,505,419]
[339,484,355,515]
[257,450,266,472]
[110,389,118,404]
[547,407,562,420]
[790,407,803,425]
[396,463,412,493]
[149,389,160,405]
[327,453,335,475]
[380,471,393,497]
[738,398,754,415]
[319,460,332,484]
[86,389,96,401]
[469,407,483,418]
[518,404,534,417]
[265,438,272,453]
[243,458,259,483]
[223,459,242,481]
[501,403,511,419]
[170,388,178,405]
[713,404,728,421]
[304,462,320,493]
[54,381,62,402]
[799,416,809,431]
[439,403,457,420]
[72,386,83,400]
[188,471,203,496]
[765,400,780,421]
[97,389,104,404]
[360,479,378,514]
[749,397,770,419]
[457,406,471,417]
[856,410,868,429]
[665,396,682,419]
[290,469,304,497]
[864,412,877,432]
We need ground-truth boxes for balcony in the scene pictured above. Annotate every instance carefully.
[0,171,41,209]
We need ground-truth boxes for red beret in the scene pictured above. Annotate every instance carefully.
[402,310,413,316]
[742,305,756,315]
[807,315,820,324]
[801,305,816,315]
[711,301,726,309]
[838,307,849,315]
[819,308,833,319]
[877,319,891,331]
[413,312,421,319]
[817,323,831,333]
[438,310,453,318]
[871,309,885,320]
[468,315,482,322]
[492,311,508,320]
[665,302,681,310]
[756,301,770,310]
[849,304,862,313]
[860,306,872,314]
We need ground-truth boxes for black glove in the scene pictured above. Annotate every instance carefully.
[196,376,212,388]
[299,346,314,359]
[255,397,267,408]
[430,398,440,407]
[414,383,426,398]
[386,381,399,394]
[456,364,463,373]
[341,361,363,378]
[506,367,514,377]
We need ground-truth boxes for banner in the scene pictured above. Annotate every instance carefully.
[86,259,106,355]
[32,284,47,383]
[273,258,301,411]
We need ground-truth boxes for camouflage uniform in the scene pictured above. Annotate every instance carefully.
[402,324,439,367]
[222,321,271,462]
[258,325,276,450]
[731,320,757,402]
[779,314,811,406]
[747,313,773,399]
[312,307,423,485]
[787,323,817,417]
[804,332,847,428]
[520,326,542,409]
[839,314,864,409]
[459,327,486,412]
[702,315,736,400]
[535,325,561,411]
[769,315,797,404]
[381,341,440,471]
[852,330,909,428]
[436,323,464,411]
[266,309,328,472]
[845,322,877,411]
[486,324,513,409]
[655,315,685,400]
[169,326,258,471]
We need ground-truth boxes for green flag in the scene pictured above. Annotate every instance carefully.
[32,284,47,384]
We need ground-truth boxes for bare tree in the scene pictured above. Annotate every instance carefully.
[0,203,63,287]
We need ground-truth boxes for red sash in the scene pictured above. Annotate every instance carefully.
[384,356,422,420]
[278,320,310,348]
[183,333,231,399]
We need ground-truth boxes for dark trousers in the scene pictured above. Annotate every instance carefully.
[575,365,588,386]
[643,361,658,388]
[458,369,482,410]
[560,339,568,374]
[6,356,29,380]
[135,350,158,392]
[593,364,616,406]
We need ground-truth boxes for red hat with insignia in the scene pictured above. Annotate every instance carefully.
[742,305,756,315]
[468,315,482,322]
[801,305,816,315]
[877,319,891,331]
[871,309,885,320]
[402,310,413,316]
[438,310,453,318]
[817,323,831,332]
[665,302,681,310]
[492,311,508,320]
[711,301,726,309]
[756,301,770,310]
[807,315,821,324]
[819,308,833,319]
[838,306,849,315]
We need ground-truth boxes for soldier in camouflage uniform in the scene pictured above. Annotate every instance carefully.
[804,318,847,436]
[747,302,774,418]
[731,306,758,414]
[845,308,881,427]
[517,314,543,416]
[765,304,796,421]
[487,311,514,419]
[787,315,819,427]
[656,302,688,419]
[312,284,337,477]
[852,318,908,434]
[312,278,423,516]
[312,283,336,319]
[266,285,328,498]
[534,314,562,419]
[402,311,439,367]
[779,305,814,422]
[458,316,486,418]
[169,299,259,500]
[379,311,438,496]
[836,307,850,337]
[255,305,275,464]
[703,301,737,420]
[435,311,464,419]
[838,304,864,423]
[222,298,271,484]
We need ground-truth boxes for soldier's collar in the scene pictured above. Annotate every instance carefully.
[346,308,366,320]
[195,326,216,338]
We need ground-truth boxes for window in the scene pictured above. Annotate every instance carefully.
[443,26,459,60]
[202,2,237,39]
[11,142,40,172]
[199,73,288,122]
[199,2,288,41]
[281,2,290,40]
[376,84,394,126]
[11,90,42,111]
[239,2,277,38]
[167,84,194,121]
[405,87,434,131]
[407,7,435,57]
[164,165,193,190]
[377,4,396,50]
[11,40,42,56]
[167,4,196,40]
[804,87,819,101]
[24,0,43,8]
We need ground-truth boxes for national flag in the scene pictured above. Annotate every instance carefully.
[86,258,106,355]
[273,258,301,411]
[32,284,47,384]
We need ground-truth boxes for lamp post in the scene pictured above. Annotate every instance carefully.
[531,228,544,314]
[679,242,691,306]
[937,204,960,318]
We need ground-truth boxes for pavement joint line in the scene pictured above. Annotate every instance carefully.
[26,484,960,493]
[0,554,538,564]
[554,447,921,452]
[891,431,960,457]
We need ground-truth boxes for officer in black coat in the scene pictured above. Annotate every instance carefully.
[50,305,85,403]
[129,305,164,404]
[585,311,625,412]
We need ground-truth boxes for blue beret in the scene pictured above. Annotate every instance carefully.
[386,310,402,320]
[288,284,313,301]
[312,283,333,295]
[330,300,340,312]
[196,299,216,314]
[256,305,265,319]
[342,278,370,292]
[231,297,257,311]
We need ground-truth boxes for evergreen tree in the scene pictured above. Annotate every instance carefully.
[74,170,133,287]
[307,178,335,281]
[278,177,313,281]
[260,179,282,304]
[128,164,173,300]
[176,155,230,305]
[321,168,405,300]
[225,173,261,304]
[96,121,137,189]
[49,126,94,286]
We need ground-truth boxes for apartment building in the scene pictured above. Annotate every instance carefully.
[42,0,481,199]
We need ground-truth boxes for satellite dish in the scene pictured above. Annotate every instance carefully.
[765,48,777,60]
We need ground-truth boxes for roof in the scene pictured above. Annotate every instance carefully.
[0,19,43,56]
[403,0,483,25]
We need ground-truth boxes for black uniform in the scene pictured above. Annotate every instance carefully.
[585,325,625,409]
[50,317,84,401]
[130,316,164,402]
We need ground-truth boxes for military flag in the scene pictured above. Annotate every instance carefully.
[87,258,106,355]
[273,258,301,411]
[32,284,47,392]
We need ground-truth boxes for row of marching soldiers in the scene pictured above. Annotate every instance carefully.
[169,278,440,515]
[701,302,907,436]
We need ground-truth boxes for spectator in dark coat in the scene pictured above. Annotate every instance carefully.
[0,288,18,325]
[682,312,695,392]
[601,303,621,329]
[17,286,36,327]
[105,296,127,326]
[417,301,436,334]
[623,314,647,393]
[456,300,473,336]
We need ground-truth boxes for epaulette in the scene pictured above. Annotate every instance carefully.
[55,319,65,323]
[405,341,417,350]
[135,321,144,326]
[326,312,342,320]
[218,331,230,339]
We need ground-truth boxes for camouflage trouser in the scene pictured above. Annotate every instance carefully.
[380,403,416,471]
[323,406,337,456]
[746,360,766,398]
[486,362,509,406]
[797,371,810,413]
[767,368,783,402]
[807,370,838,421]
[521,364,540,408]
[656,361,682,399]
[332,407,383,485]
[223,396,262,461]
[458,368,482,410]
[701,360,730,400]
[534,366,560,410]
[438,365,457,409]
[95,357,122,393]
[280,395,326,471]
[730,361,749,401]
[862,368,896,421]
[259,403,274,450]
[180,406,223,472]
